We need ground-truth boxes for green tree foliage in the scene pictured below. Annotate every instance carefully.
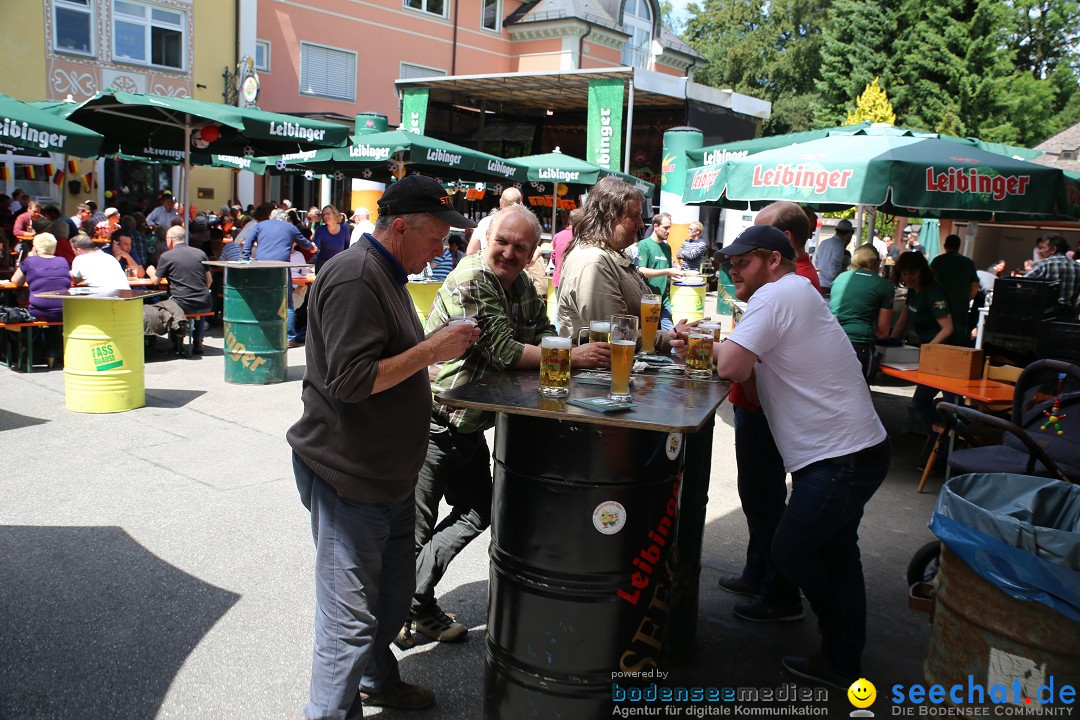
[682,0,827,133]
[814,0,900,126]
[681,0,1080,146]
[844,78,897,125]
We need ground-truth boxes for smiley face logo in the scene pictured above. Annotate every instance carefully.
[848,678,876,709]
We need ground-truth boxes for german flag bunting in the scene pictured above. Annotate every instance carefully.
[45,164,55,177]
[82,173,93,192]
[0,166,7,181]
[52,170,64,186]
[67,159,79,174]
[24,165,36,180]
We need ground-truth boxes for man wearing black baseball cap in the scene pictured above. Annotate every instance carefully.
[288,173,479,716]
[676,223,890,690]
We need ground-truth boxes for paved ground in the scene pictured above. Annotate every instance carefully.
[0,317,951,719]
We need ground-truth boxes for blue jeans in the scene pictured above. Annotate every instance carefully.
[413,416,492,612]
[660,304,674,332]
[772,440,890,676]
[733,406,800,605]
[286,288,301,343]
[294,453,416,720]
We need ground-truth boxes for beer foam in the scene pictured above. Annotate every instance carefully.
[542,336,572,349]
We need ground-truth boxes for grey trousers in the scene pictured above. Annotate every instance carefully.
[294,453,415,720]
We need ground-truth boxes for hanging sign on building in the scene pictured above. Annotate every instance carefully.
[586,79,624,171]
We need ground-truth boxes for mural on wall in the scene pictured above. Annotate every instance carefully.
[43,0,194,102]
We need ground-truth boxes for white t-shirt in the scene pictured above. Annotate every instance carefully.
[728,272,887,472]
[71,250,130,291]
[349,220,374,244]
[473,214,494,253]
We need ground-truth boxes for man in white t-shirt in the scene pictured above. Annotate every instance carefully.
[70,234,130,291]
[675,224,889,690]
[349,207,375,244]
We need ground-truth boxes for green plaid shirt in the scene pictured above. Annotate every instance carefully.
[427,253,555,433]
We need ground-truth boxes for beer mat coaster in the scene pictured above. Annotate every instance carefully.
[566,397,636,413]
[574,372,636,387]
[637,354,674,365]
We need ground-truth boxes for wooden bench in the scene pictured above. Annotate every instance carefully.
[0,320,64,373]
[183,312,215,357]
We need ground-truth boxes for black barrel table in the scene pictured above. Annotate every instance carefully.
[205,260,311,385]
[437,371,729,719]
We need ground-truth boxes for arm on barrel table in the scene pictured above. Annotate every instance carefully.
[713,339,758,382]
[10,267,25,286]
[515,340,611,369]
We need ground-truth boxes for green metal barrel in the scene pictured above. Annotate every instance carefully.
[222,267,288,385]
[715,265,737,316]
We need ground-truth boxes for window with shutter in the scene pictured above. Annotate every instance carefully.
[299,43,356,102]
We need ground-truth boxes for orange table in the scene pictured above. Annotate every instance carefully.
[879,365,1014,405]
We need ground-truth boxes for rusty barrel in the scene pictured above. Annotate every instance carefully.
[222,266,288,385]
[924,546,1080,704]
[484,413,683,719]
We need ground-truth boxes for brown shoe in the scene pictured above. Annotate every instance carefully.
[360,681,435,710]
[192,341,204,355]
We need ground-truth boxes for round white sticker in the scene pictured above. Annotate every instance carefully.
[666,432,683,461]
[592,501,626,535]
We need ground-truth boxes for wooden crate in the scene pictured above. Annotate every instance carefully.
[919,344,985,380]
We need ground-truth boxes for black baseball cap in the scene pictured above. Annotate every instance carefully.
[377,175,476,228]
[717,225,794,261]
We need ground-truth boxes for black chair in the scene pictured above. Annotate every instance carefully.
[938,359,1080,483]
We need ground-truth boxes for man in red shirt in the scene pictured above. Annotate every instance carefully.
[718,201,820,622]
[13,200,42,237]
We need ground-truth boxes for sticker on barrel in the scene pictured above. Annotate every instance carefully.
[90,340,122,371]
[665,432,683,460]
[593,501,626,535]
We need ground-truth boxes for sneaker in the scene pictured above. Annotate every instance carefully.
[360,681,435,711]
[287,339,304,348]
[733,599,804,622]
[782,655,857,691]
[409,605,467,643]
[717,575,760,596]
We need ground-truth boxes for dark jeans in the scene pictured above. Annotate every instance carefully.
[772,439,890,676]
[413,415,492,612]
[733,406,800,605]
[912,385,956,436]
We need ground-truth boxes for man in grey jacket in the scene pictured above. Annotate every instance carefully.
[288,175,478,718]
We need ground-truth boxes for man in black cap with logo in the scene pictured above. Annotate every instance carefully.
[813,217,853,292]
[288,174,480,718]
[674,224,890,691]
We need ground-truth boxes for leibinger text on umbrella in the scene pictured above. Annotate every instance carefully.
[925,167,1030,201]
[215,155,252,168]
[281,149,319,162]
[349,144,391,160]
[2,118,68,150]
[426,148,463,166]
[538,168,582,181]
[702,148,749,165]
[268,121,326,142]
[486,159,517,177]
[751,164,854,194]
[690,168,722,190]
[144,147,186,160]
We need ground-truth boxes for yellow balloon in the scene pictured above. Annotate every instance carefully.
[848,679,877,709]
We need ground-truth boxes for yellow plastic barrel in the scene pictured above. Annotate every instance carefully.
[671,281,706,323]
[62,297,145,413]
[407,281,441,323]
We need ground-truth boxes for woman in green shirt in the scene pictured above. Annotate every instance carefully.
[889,251,955,442]
[829,245,895,380]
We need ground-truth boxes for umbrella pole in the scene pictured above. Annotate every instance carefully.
[551,186,556,237]
[183,125,192,241]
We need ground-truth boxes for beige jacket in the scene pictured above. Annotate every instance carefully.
[557,243,654,343]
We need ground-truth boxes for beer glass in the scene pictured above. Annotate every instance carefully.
[697,321,722,343]
[608,314,638,402]
[576,320,611,345]
[640,294,661,352]
[685,331,715,379]
[539,336,572,397]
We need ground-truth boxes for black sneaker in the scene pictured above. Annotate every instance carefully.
[782,655,857,691]
[717,575,760,596]
[360,681,435,710]
[733,599,804,622]
[409,605,467,643]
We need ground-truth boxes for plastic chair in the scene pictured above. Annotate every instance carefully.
[936,359,1080,484]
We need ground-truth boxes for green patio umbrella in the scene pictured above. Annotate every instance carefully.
[38,90,347,229]
[509,149,655,232]
[683,134,1075,222]
[264,129,527,185]
[687,122,1043,166]
[0,92,103,157]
